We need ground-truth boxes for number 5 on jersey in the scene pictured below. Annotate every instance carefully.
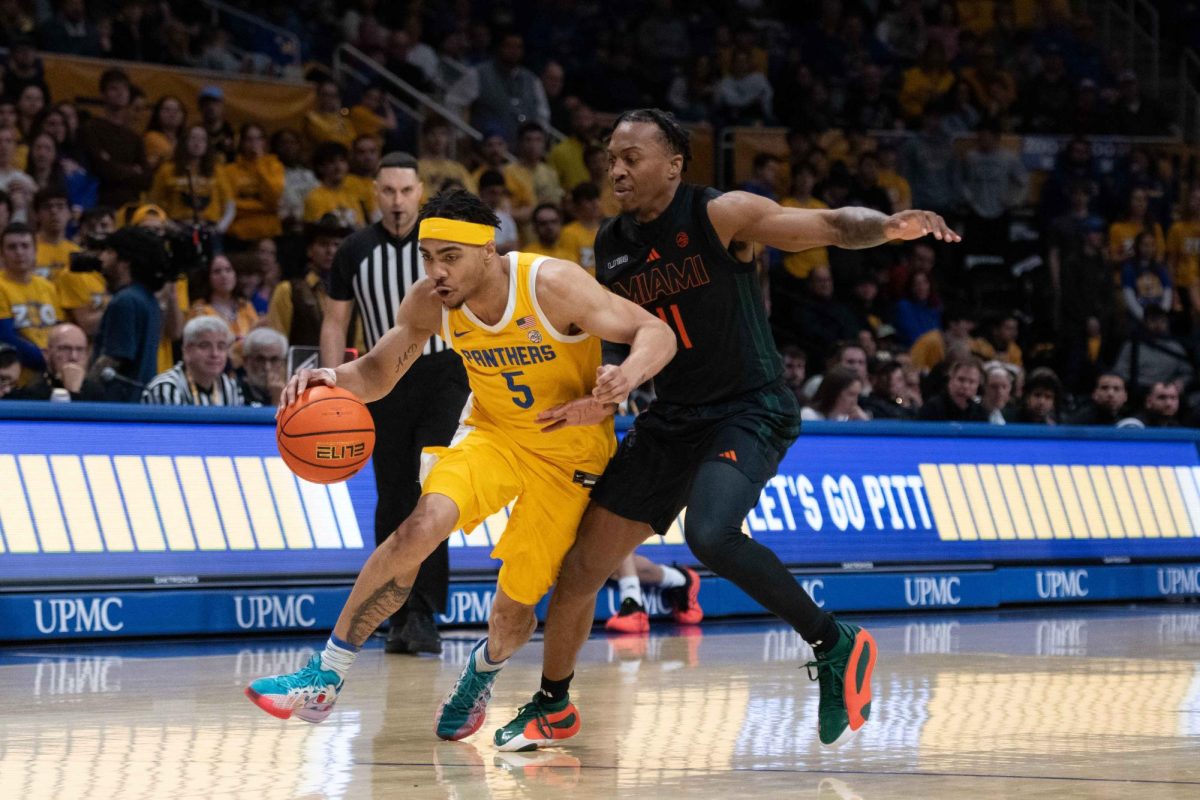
[502,370,534,409]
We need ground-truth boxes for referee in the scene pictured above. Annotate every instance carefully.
[320,151,468,655]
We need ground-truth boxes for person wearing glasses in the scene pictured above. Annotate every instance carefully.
[237,326,288,407]
[8,322,104,400]
[142,316,244,406]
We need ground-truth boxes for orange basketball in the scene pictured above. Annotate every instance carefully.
[277,384,375,484]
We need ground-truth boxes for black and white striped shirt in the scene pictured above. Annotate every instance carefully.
[141,363,244,406]
[329,221,449,355]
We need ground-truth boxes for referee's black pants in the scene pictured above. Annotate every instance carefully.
[366,351,469,619]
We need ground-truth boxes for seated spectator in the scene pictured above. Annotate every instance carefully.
[1013,367,1061,424]
[1120,231,1172,323]
[349,84,399,149]
[801,365,868,421]
[143,316,243,406]
[417,116,473,195]
[0,221,60,376]
[1113,306,1195,392]
[861,360,917,420]
[549,104,600,193]
[264,214,350,347]
[741,153,782,200]
[524,203,573,261]
[802,341,869,400]
[90,226,167,401]
[81,69,149,210]
[901,108,957,215]
[25,130,92,213]
[899,40,955,121]
[583,144,621,219]
[473,131,532,227]
[1167,186,1200,320]
[1112,70,1173,137]
[32,187,77,282]
[980,361,1014,424]
[666,54,717,123]
[15,83,45,142]
[919,357,988,421]
[272,128,317,233]
[781,345,807,406]
[476,170,519,253]
[507,122,563,211]
[780,165,830,282]
[847,152,893,215]
[10,322,102,400]
[195,27,242,74]
[0,125,36,201]
[876,144,912,213]
[1068,373,1128,426]
[248,237,280,315]
[911,307,976,372]
[876,1,928,64]
[187,254,258,365]
[303,142,369,229]
[149,125,235,235]
[4,36,47,105]
[38,0,101,57]
[237,326,287,407]
[1118,381,1183,429]
[560,182,602,274]
[198,86,235,163]
[1109,187,1165,263]
[973,313,1022,366]
[960,43,1017,118]
[143,94,186,174]
[893,270,942,347]
[344,134,381,219]
[224,123,284,245]
[1021,44,1073,133]
[790,265,860,366]
[0,341,19,397]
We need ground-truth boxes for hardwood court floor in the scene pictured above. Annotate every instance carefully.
[2,605,1198,799]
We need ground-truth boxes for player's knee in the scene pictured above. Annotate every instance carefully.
[386,508,448,558]
[683,520,732,568]
[558,547,612,594]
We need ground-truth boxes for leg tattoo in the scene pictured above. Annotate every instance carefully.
[347,579,412,644]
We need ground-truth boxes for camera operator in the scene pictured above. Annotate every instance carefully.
[56,206,115,337]
[89,226,170,401]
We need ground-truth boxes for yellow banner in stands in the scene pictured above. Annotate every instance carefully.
[42,53,316,133]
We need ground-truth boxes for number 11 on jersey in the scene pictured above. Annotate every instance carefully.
[655,304,693,349]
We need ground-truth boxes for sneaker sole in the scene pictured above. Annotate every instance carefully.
[844,628,877,733]
[434,708,487,741]
[605,613,649,634]
[244,686,334,723]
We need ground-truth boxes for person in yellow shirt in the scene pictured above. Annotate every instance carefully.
[55,206,114,337]
[1108,187,1165,263]
[971,314,1023,367]
[876,143,912,212]
[909,310,976,371]
[304,142,372,229]
[559,182,603,275]
[344,134,382,225]
[523,204,575,262]
[506,122,564,207]
[780,165,830,280]
[957,0,996,34]
[0,221,62,381]
[303,80,358,154]
[584,144,621,218]
[224,123,285,244]
[1167,186,1200,317]
[144,95,186,174]
[32,187,79,282]
[548,104,599,192]
[417,116,474,195]
[348,84,399,144]
[149,125,236,232]
[899,41,955,121]
[472,131,534,230]
[187,254,259,368]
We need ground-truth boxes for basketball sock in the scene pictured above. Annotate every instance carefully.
[809,615,841,655]
[539,672,573,702]
[657,565,687,589]
[321,634,360,678]
[474,638,506,673]
[618,576,643,606]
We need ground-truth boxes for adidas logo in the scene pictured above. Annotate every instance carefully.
[647,248,662,262]
[718,450,738,462]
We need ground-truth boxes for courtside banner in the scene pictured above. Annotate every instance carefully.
[3,405,1200,588]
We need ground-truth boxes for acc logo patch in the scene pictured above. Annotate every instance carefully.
[527,330,543,344]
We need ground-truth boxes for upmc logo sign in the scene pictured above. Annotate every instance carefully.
[234,594,317,630]
[33,598,124,634]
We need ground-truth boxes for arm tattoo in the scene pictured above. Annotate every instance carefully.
[833,207,890,250]
[394,342,420,374]
[346,579,412,644]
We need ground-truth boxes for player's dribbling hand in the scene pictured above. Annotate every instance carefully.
[883,210,962,243]
[536,397,617,432]
[277,367,337,417]
[592,364,635,405]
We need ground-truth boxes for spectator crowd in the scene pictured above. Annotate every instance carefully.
[0,0,1196,428]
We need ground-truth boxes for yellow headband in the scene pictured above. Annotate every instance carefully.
[418,217,494,246]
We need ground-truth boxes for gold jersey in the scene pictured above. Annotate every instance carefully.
[441,251,614,465]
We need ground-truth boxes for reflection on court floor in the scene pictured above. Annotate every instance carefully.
[2,605,1199,799]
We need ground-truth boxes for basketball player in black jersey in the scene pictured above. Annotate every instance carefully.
[494,109,960,752]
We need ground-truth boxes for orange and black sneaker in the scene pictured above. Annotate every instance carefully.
[665,565,703,625]
[605,597,650,633]
[494,692,581,752]
[805,620,877,747]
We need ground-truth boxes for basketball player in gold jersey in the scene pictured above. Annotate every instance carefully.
[245,189,677,746]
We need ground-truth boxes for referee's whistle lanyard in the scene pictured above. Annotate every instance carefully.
[185,366,225,406]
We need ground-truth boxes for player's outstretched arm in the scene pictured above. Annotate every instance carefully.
[277,280,441,410]
[708,190,962,252]
[534,259,676,425]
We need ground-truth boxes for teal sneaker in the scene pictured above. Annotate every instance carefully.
[435,640,501,740]
[805,620,877,747]
[494,692,581,752]
[244,653,343,723]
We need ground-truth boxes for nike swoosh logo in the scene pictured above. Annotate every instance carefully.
[453,329,470,337]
